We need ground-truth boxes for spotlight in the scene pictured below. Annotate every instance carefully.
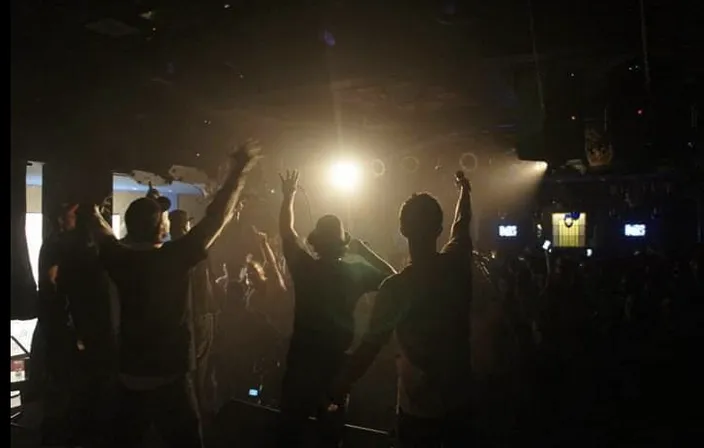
[328,161,361,193]
[534,161,548,171]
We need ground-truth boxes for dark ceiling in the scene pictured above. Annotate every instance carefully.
[10,0,701,172]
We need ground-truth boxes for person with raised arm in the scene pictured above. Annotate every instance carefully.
[331,171,474,448]
[276,169,396,447]
[84,141,261,448]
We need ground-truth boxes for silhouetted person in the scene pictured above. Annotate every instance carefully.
[36,203,80,446]
[250,226,289,335]
[332,172,474,448]
[276,170,396,447]
[55,205,117,446]
[170,209,218,423]
[85,142,260,448]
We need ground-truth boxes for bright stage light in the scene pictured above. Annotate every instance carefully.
[328,161,361,192]
[534,161,548,171]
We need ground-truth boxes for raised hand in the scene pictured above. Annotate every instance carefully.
[231,139,262,172]
[146,181,160,199]
[279,169,300,197]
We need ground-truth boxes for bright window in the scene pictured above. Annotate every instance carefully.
[25,213,43,285]
[112,215,122,239]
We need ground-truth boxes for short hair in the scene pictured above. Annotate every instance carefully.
[399,192,444,239]
[125,197,162,243]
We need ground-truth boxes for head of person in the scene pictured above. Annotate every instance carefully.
[399,192,444,246]
[168,209,192,240]
[124,196,171,245]
[307,214,350,260]
[53,203,79,233]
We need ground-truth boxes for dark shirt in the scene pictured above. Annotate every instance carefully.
[363,237,473,417]
[38,233,64,305]
[57,232,115,369]
[283,238,386,361]
[191,258,217,317]
[100,237,206,377]
[36,233,75,367]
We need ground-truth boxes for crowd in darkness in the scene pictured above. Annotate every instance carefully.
[469,248,702,446]
[24,141,702,448]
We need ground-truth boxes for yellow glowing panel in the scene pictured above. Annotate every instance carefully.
[551,213,587,248]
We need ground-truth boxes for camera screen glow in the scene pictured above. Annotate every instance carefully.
[248,388,259,397]
[498,225,518,238]
[624,224,646,237]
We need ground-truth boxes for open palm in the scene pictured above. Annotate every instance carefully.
[279,169,300,196]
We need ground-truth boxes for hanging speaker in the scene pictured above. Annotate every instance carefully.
[371,158,386,177]
[401,156,419,174]
[459,152,478,172]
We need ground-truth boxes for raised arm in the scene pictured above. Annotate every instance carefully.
[84,205,118,246]
[349,239,397,277]
[278,170,300,243]
[253,226,287,293]
[187,141,261,251]
[444,171,473,253]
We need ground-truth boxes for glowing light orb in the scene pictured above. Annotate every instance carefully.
[328,161,361,193]
[534,161,548,171]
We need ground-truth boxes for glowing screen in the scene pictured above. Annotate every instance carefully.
[624,224,646,237]
[498,225,518,237]
[551,212,587,247]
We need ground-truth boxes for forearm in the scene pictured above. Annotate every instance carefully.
[85,210,117,246]
[279,193,297,239]
[262,240,287,291]
[193,163,248,249]
[336,340,384,391]
[357,243,397,275]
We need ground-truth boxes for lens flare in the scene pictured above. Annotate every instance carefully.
[328,161,361,193]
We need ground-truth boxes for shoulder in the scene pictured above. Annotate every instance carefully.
[282,237,314,265]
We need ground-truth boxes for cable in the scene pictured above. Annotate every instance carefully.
[527,0,545,113]
[297,186,315,229]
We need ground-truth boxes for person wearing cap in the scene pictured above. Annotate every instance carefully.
[275,169,396,447]
[83,141,261,448]
[119,185,172,244]
[331,172,474,448]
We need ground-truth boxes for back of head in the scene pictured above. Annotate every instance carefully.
[125,198,163,244]
[399,192,444,242]
[307,214,349,260]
